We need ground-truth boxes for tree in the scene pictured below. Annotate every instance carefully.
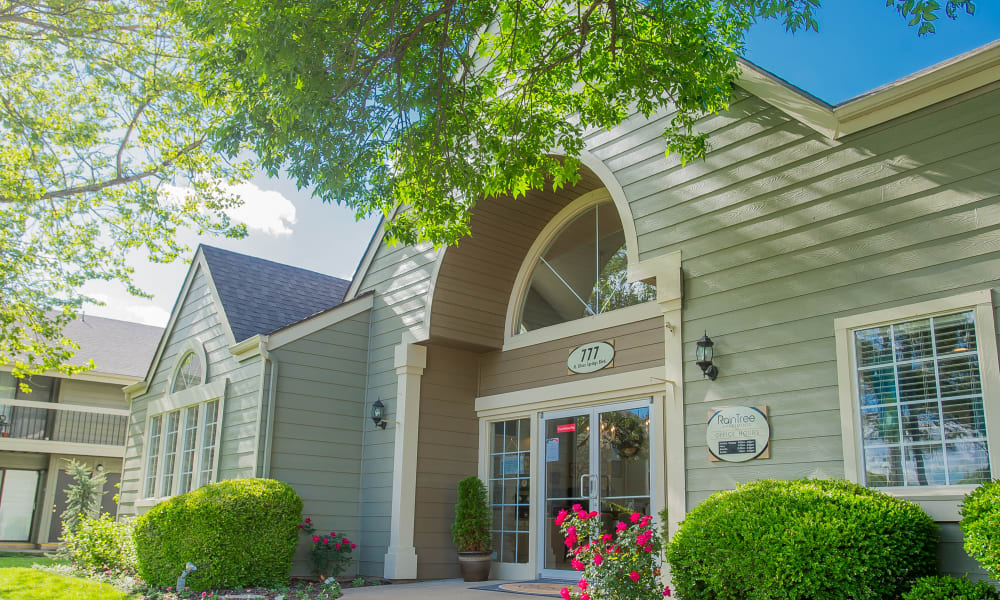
[59,458,106,539]
[0,0,254,383]
[173,0,975,248]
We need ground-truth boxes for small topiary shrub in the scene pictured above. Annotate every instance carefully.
[667,478,937,600]
[902,575,1000,600]
[64,514,137,574]
[961,480,1000,578]
[452,476,491,552]
[134,478,302,590]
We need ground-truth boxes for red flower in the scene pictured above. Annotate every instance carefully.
[560,587,571,600]
[601,534,612,543]
[322,537,330,544]
[351,543,356,549]
[629,571,640,582]
[577,510,589,520]
[555,509,569,526]
[582,594,589,600]
[664,587,672,597]
[298,524,304,529]
[578,579,588,590]
[644,544,653,553]
[593,554,603,566]
[342,537,349,544]
[336,543,342,549]
[616,521,627,532]
[312,536,320,542]
[571,559,585,571]
[588,511,598,519]
[630,513,640,524]
[572,504,583,512]
[305,518,311,523]
[331,531,337,537]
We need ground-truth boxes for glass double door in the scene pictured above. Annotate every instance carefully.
[539,399,652,577]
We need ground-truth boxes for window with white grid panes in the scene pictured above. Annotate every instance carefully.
[854,310,991,487]
[489,418,530,564]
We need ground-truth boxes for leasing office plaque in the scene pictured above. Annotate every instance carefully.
[706,406,770,462]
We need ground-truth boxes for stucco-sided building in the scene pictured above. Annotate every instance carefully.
[120,40,1000,581]
[0,315,161,549]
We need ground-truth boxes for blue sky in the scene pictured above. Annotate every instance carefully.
[84,3,1000,326]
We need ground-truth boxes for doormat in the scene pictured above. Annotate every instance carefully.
[473,580,576,596]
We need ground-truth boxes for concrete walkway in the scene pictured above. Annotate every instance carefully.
[344,580,524,599]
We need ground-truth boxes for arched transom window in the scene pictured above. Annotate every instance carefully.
[171,352,203,393]
[516,201,655,334]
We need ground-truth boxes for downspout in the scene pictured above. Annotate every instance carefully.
[261,339,279,479]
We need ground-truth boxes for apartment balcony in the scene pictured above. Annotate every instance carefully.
[0,399,128,457]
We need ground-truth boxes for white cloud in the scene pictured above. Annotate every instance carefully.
[83,292,172,327]
[161,182,298,237]
[226,183,298,237]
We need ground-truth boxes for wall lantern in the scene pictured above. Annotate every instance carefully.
[695,332,719,381]
[371,399,387,429]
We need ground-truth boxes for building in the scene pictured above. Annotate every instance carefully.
[0,315,161,549]
[119,40,1000,581]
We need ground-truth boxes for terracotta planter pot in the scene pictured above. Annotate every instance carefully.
[457,551,492,582]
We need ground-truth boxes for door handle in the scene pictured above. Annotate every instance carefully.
[579,473,590,498]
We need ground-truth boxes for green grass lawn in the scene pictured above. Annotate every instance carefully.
[0,566,132,600]
[0,551,62,568]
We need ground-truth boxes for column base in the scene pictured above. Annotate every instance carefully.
[384,545,419,580]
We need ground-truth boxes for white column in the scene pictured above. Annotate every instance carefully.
[383,342,427,580]
[653,253,686,539]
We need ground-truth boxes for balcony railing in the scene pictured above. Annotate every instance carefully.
[0,399,128,447]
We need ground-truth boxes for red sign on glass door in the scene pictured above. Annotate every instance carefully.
[556,424,576,433]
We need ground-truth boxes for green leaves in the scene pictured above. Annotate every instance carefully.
[1,0,254,377]
[886,0,973,34]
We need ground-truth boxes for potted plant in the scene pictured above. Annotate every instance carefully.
[0,414,9,437]
[452,475,492,582]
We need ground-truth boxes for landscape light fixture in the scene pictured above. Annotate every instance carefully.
[696,331,719,381]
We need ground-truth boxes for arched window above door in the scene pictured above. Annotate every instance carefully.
[514,198,655,335]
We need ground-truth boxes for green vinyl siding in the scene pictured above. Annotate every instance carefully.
[269,312,370,576]
[604,82,1000,579]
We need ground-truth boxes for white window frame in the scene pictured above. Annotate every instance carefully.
[502,188,660,352]
[137,342,225,507]
[834,289,1000,518]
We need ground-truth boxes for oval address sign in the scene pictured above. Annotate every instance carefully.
[567,341,615,374]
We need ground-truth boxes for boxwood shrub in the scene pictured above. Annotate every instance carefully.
[902,576,1000,600]
[64,514,137,574]
[666,479,937,600]
[134,478,302,590]
[961,480,1000,578]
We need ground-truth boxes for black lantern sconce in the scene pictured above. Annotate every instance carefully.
[695,331,719,381]
[371,399,387,429]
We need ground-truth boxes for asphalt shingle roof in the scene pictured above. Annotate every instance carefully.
[199,245,351,343]
[62,315,163,378]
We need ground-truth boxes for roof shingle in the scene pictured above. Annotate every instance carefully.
[199,245,350,343]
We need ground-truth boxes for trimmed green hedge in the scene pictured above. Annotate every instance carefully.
[961,480,1000,579]
[134,478,301,590]
[666,479,937,600]
[903,576,999,600]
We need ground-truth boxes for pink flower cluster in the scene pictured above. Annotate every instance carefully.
[555,507,670,600]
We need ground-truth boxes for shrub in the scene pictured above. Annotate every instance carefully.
[134,478,302,590]
[961,480,1000,578]
[60,459,106,538]
[63,514,137,575]
[902,576,1000,600]
[667,479,937,600]
[451,476,491,552]
[299,517,356,579]
[556,505,670,600]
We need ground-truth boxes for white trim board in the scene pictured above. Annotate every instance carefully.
[0,438,124,457]
[266,293,374,349]
[737,39,1000,139]
[475,366,669,416]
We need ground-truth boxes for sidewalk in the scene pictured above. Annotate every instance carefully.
[344,580,520,599]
